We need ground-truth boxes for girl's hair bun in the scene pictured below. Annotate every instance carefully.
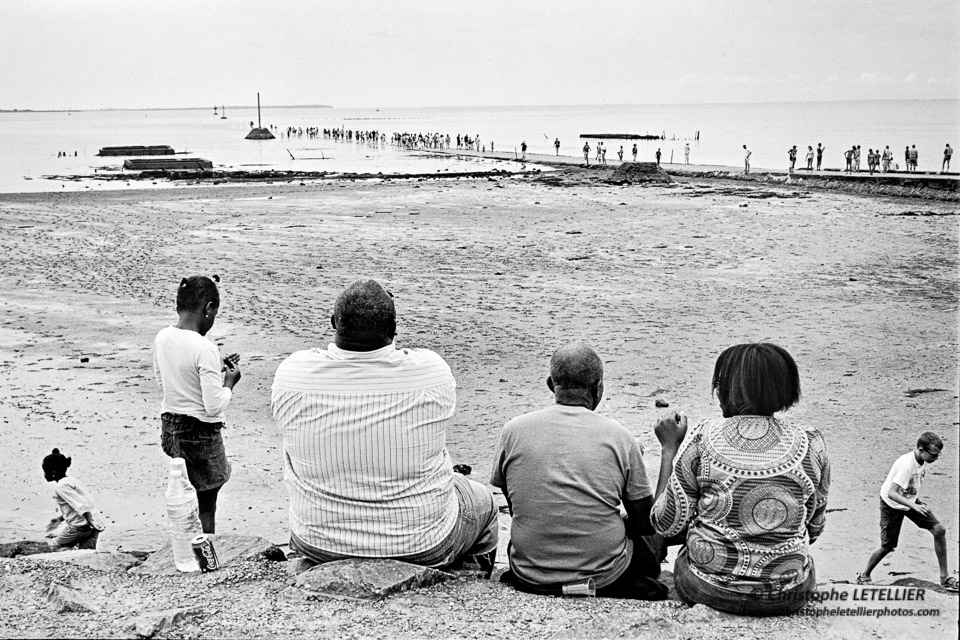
[52,448,60,455]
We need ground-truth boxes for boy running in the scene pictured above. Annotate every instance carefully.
[858,432,958,591]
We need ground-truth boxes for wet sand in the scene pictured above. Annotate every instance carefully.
[1,172,958,591]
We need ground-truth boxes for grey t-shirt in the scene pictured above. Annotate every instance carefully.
[490,404,652,588]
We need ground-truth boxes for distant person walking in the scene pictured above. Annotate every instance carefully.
[554,138,560,155]
[909,145,918,172]
[944,144,953,172]
[904,146,911,172]
[788,145,797,172]
[805,146,814,170]
[853,145,861,172]
[631,143,638,162]
[816,143,824,171]
[684,143,690,164]
[617,146,623,161]
[844,147,854,172]
[601,145,607,164]
[882,146,892,172]
[520,140,527,160]
[655,148,661,166]
[743,145,751,174]
[583,141,590,166]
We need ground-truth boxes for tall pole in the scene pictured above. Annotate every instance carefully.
[257,92,262,128]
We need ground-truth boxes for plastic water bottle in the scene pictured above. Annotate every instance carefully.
[166,458,201,572]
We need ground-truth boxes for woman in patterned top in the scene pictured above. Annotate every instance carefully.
[651,343,831,616]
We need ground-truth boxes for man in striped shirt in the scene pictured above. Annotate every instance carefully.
[272,279,498,573]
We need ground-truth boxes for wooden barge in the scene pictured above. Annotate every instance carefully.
[123,158,213,171]
[98,145,176,157]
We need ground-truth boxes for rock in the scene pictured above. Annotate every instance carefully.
[676,602,743,623]
[654,398,669,408]
[130,534,283,575]
[284,556,316,576]
[0,540,57,557]
[294,559,452,600]
[46,581,101,614]
[130,606,200,638]
[23,549,142,572]
[556,611,683,640]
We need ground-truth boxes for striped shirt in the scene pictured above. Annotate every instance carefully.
[271,342,459,557]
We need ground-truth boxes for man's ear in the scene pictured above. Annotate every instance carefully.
[205,300,218,316]
[330,314,337,331]
[594,380,604,406]
[546,376,555,393]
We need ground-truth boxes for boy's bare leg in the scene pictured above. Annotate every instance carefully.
[862,546,892,579]
[931,524,949,580]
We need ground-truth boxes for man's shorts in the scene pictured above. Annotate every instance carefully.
[879,499,940,550]
[161,413,231,491]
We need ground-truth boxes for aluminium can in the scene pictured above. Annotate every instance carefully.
[191,534,220,572]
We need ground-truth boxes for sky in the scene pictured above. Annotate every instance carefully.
[2,0,958,110]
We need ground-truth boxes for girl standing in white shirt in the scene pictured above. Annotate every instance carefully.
[154,276,241,533]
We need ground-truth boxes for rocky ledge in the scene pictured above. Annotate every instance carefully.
[1,535,956,639]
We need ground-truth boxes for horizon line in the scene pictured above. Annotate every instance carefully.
[1,97,957,114]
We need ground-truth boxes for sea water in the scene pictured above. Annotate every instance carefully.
[0,99,956,194]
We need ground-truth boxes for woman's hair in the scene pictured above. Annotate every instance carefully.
[712,343,801,417]
[175,276,220,313]
[42,448,71,478]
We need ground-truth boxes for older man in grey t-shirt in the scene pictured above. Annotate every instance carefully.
[490,343,667,599]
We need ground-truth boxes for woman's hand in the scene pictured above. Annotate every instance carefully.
[655,411,688,453]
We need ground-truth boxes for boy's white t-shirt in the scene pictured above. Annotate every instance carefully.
[153,326,232,422]
[880,451,924,511]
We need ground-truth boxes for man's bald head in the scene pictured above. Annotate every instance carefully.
[332,279,396,347]
[549,343,603,393]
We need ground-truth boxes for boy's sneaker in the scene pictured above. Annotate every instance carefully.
[941,576,959,592]
[856,573,872,585]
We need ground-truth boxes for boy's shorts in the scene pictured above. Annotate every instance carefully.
[879,499,940,550]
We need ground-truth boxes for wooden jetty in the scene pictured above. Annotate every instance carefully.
[123,158,213,171]
[98,145,175,157]
[579,133,662,140]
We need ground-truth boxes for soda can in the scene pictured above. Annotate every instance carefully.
[191,534,219,572]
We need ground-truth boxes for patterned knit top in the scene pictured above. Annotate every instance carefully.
[652,416,830,591]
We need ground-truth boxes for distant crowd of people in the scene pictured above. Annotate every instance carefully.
[781,143,953,175]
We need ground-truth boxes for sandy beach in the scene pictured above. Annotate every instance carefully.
[1,168,958,635]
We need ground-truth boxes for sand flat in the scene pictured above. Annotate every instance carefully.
[0,176,957,588]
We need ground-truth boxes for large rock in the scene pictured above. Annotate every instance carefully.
[129,606,200,638]
[46,581,101,614]
[294,559,452,600]
[0,540,58,557]
[607,162,673,185]
[129,534,283,576]
[23,549,142,572]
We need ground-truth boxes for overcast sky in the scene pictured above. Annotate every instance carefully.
[3,0,957,110]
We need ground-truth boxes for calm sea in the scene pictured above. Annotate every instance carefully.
[0,99,956,194]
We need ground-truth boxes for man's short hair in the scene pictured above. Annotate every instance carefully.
[917,432,943,451]
[712,343,800,416]
[550,343,603,390]
[333,279,396,340]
